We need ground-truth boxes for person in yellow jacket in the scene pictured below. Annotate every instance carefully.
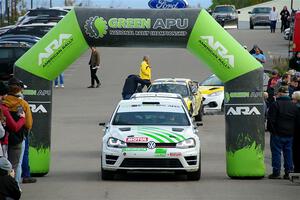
[137,55,152,92]
[2,77,33,184]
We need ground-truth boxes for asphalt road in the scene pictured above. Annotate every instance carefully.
[21,27,300,200]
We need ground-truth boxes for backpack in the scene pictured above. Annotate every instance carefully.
[7,111,28,145]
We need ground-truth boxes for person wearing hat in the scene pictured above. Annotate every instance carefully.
[0,81,25,158]
[266,69,280,105]
[267,86,298,179]
[249,44,264,55]
[0,157,21,200]
[2,77,32,184]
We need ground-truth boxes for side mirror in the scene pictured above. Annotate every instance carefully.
[248,11,252,14]
[238,10,241,14]
[99,122,106,126]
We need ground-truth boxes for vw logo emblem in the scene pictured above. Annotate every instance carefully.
[147,141,156,149]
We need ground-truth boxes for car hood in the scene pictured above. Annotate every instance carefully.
[251,13,270,17]
[109,126,194,143]
[199,86,224,95]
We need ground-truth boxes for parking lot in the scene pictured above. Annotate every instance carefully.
[16,26,300,199]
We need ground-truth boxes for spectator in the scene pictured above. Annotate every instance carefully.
[274,73,290,95]
[289,76,299,97]
[122,74,150,100]
[54,73,64,88]
[137,55,152,92]
[280,6,290,32]
[87,47,101,88]
[252,47,266,63]
[0,82,25,159]
[267,69,280,105]
[0,157,21,200]
[269,6,279,33]
[267,86,297,179]
[249,44,264,55]
[289,52,300,72]
[2,77,33,184]
[292,91,300,173]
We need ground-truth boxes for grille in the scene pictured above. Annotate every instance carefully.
[120,158,183,168]
[185,156,197,165]
[105,155,119,165]
[126,143,176,148]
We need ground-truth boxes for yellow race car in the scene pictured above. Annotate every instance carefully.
[148,78,204,121]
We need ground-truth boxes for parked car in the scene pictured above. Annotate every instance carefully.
[249,7,272,29]
[283,28,292,40]
[0,23,56,38]
[0,41,33,81]
[17,8,68,25]
[212,5,239,28]
[0,35,40,45]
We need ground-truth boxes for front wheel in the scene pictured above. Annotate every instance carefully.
[186,152,201,181]
[101,168,115,180]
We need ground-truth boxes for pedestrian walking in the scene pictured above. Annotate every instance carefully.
[137,55,152,92]
[269,7,278,33]
[292,91,300,173]
[54,73,64,88]
[267,86,297,179]
[122,74,150,100]
[0,157,21,200]
[280,6,290,32]
[88,47,101,88]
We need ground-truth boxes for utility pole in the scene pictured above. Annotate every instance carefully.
[291,0,293,10]
[31,0,33,9]
[50,0,52,8]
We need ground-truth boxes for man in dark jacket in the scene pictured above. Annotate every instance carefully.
[292,91,300,173]
[0,157,21,200]
[267,86,298,179]
[122,75,150,100]
[289,52,300,72]
[88,47,101,88]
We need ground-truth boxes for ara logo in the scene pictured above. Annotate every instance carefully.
[226,106,261,116]
[30,104,47,113]
[148,0,188,9]
[38,34,73,66]
[200,36,235,68]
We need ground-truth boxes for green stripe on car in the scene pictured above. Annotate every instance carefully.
[141,127,186,141]
[139,128,179,142]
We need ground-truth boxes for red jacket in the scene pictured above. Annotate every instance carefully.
[0,104,25,145]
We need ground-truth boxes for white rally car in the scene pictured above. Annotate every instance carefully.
[101,97,201,180]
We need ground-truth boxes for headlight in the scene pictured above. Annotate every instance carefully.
[107,137,127,148]
[207,91,223,97]
[176,138,196,149]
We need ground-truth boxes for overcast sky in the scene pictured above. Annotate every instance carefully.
[28,0,212,9]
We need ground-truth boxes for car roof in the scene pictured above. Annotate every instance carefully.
[119,97,184,106]
[154,78,191,82]
[0,41,32,48]
[17,23,57,27]
[131,92,183,99]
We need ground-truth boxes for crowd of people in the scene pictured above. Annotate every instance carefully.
[265,51,300,179]
[0,78,36,200]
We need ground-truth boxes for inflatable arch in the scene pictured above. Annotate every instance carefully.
[15,8,265,178]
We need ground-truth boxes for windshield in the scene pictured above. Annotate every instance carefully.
[112,111,190,126]
[148,84,189,98]
[214,6,234,13]
[28,10,67,17]
[252,7,271,14]
[200,75,224,86]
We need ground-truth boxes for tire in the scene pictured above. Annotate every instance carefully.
[221,101,224,112]
[250,22,254,29]
[186,152,201,181]
[194,104,204,121]
[101,167,115,180]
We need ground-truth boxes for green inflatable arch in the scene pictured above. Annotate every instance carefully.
[15,8,265,178]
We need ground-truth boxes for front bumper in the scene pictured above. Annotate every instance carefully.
[102,147,200,172]
[202,94,223,111]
